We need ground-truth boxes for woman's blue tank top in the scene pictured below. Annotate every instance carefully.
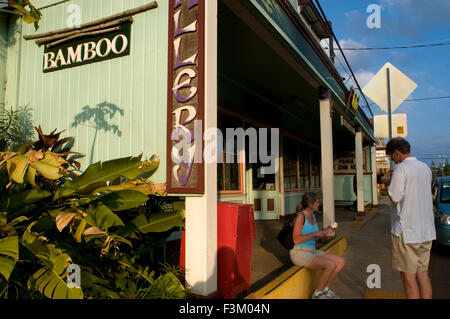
[295,212,319,249]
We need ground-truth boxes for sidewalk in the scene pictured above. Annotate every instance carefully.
[250,195,405,298]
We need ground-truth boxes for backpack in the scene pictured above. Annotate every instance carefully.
[276,212,305,250]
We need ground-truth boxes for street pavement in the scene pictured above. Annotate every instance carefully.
[250,195,450,299]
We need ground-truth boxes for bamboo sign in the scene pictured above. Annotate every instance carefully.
[167,0,205,194]
[22,1,159,73]
[42,22,132,73]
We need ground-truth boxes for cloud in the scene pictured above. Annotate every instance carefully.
[353,70,375,88]
[346,0,450,39]
[320,38,377,77]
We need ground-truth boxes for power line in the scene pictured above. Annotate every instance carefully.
[369,95,450,105]
[326,42,450,51]
[404,96,450,102]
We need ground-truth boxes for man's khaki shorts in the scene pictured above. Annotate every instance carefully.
[391,232,432,274]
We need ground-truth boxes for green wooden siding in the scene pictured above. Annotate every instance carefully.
[4,0,168,183]
[334,174,373,205]
[0,13,8,106]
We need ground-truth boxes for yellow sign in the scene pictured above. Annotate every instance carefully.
[347,87,360,111]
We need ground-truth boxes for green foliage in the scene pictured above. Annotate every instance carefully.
[0,128,186,299]
[4,1,42,30]
[0,106,34,152]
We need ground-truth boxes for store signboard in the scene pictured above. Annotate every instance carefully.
[347,87,360,111]
[334,150,369,173]
[376,149,390,169]
[43,22,132,73]
[167,0,205,194]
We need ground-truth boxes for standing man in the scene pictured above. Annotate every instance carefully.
[384,137,436,299]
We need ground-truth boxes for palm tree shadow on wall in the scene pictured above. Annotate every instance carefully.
[71,101,124,165]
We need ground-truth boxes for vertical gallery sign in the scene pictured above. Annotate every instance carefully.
[167,0,205,194]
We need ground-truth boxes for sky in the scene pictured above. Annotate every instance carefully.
[318,0,450,166]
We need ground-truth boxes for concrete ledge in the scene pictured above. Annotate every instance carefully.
[245,234,348,299]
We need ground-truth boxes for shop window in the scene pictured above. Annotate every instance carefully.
[252,162,276,191]
[283,137,321,191]
[299,144,310,189]
[311,148,321,189]
[218,113,244,193]
[283,139,299,190]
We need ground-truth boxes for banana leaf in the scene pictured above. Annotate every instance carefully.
[6,154,29,184]
[30,152,66,180]
[119,211,184,237]
[84,203,124,232]
[54,155,159,200]
[92,190,149,212]
[22,223,83,299]
[6,189,52,212]
[0,236,19,280]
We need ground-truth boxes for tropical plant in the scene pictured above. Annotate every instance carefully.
[0,106,34,152]
[0,127,186,299]
[0,1,42,30]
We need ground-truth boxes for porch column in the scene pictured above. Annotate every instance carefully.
[371,145,379,207]
[319,89,335,228]
[355,129,365,216]
[185,0,218,297]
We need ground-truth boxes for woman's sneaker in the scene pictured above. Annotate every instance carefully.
[324,288,340,299]
[311,290,329,299]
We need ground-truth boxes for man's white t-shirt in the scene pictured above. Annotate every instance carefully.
[388,157,436,244]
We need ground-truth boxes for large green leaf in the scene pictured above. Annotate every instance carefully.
[7,189,52,212]
[119,211,184,236]
[6,154,29,184]
[54,155,160,200]
[30,152,66,180]
[84,203,124,232]
[93,190,149,212]
[0,236,19,280]
[94,181,166,196]
[22,223,83,299]
[28,256,83,299]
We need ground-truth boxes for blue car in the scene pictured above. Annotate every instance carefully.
[432,176,450,248]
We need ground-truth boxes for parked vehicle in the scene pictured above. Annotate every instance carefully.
[432,176,450,248]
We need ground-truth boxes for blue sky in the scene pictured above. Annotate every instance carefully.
[319,0,450,166]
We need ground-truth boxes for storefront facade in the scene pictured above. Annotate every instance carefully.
[2,0,376,297]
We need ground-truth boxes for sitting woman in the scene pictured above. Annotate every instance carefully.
[290,192,345,299]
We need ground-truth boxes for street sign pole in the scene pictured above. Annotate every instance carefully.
[387,68,393,141]
[387,68,394,170]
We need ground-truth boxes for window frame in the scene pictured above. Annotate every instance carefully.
[283,137,321,192]
[217,114,245,195]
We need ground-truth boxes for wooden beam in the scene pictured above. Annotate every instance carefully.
[23,1,157,40]
[35,16,133,46]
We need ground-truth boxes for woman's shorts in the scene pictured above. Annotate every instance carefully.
[290,246,326,267]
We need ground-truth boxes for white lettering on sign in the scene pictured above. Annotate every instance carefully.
[111,34,128,54]
[96,38,112,57]
[43,34,130,72]
[67,45,83,64]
